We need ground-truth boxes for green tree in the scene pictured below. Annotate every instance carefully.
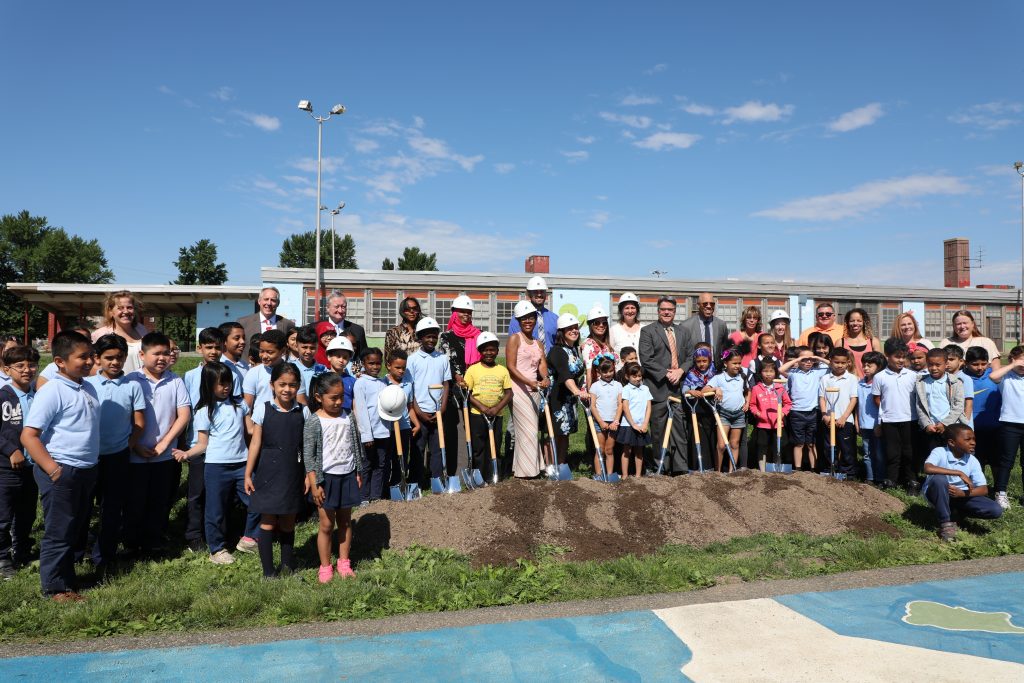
[279,230,357,269]
[173,239,228,285]
[0,211,113,338]
[397,246,438,271]
[381,257,395,270]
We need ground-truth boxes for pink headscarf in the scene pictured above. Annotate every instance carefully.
[447,311,482,367]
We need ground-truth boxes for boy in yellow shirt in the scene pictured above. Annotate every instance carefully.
[465,332,512,483]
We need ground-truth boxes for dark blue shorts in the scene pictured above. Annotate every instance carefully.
[789,409,819,444]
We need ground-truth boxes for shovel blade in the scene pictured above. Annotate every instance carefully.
[445,477,462,494]
[765,462,793,474]
[473,469,486,487]
[389,484,405,501]
[406,483,422,500]
[592,473,621,483]
[459,469,476,490]
[430,477,444,494]
[556,463,573,481]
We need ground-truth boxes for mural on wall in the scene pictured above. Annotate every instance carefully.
[551,289,610,339]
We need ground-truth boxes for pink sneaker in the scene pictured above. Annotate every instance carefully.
[317,565,333,583]
[337,558,355,578]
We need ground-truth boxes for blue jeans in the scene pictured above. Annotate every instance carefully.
[860,427,885,483]
[204,462,259,554]
[923,475,1003,524]
[34,463,97,595]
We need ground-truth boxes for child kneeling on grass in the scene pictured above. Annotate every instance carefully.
[922,424,1002,542]
[304,372,366,583]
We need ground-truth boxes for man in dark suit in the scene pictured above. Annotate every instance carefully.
[324,291,367,357]
[238,286,296,358]
[639,296,691,474]
[679,291,730,370]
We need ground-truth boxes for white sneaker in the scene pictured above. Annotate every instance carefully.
[995,492,1010,510]
[235,536,258,554]
[209,550,235,565]
[544,465,556,477]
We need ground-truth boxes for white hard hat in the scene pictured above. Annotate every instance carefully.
[587,305,609,322]
[513,300,537,319]
[618,292,639,308]
[415,317,441,335]
[326,336,354,354]
[526,275,548,291]
[557,313,580,330]
[377,384,407,422]
[476,331,499,348]
[768,309,790,324]
[452,294,474,311]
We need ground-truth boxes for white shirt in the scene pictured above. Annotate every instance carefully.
[872,367,917,423]
[321,414,357,474]
[819,371,858,418]
[260,315,278,332]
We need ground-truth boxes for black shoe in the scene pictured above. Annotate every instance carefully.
[905,481,921,496]
[0,562,16,581]
[186,539,206,553]
[881,479,897,490]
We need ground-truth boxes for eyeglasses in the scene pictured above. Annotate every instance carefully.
[817,312,834,319]
[657,307,675,313]
[699,302,716,307]
[404,306,420,312]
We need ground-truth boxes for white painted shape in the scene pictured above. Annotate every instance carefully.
[195,298,255,343]
[902,301,925,329]
[265,281,304,325]
[654,598,1024,681]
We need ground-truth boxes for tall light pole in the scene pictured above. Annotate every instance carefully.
[330,201,346,269]
[1016,161,1023,344]
[298,99,345,322]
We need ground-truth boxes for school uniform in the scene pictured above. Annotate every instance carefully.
[787,366,827,445]
[290,359,326,397]
[914,373,966,453]
[123,369,190,551]
[590,379,623,433]
[243,363,307,408]
[857,378,885,483]
[955,371,975,427]
[354,375,391,502]
[181,365,208,548]
[922,447,1002,524]
[968,367,1000,472]
[0,384,36,569]
[303,411,366,510]
[872,366,918,486]
[83,373,146,566]
[406,348,452,480]
[219,355,248,396]
[748,382,791,466]
[249,401,308,515]
[195,401,259,554]
[25,374,100,595]
[383,378,417,487]
[708,373,747,428]
[616,383,654,448]
[819,371,858,475]
[465,363,512,482]
[996,371,1024,495]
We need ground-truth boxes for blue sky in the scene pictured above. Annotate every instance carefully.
[2,2,1022,287]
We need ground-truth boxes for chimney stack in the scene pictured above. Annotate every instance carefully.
[525,255,550,274]
[943,238,970,288]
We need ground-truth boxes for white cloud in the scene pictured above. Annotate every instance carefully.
[598,111,652,129]
[352,139,379,153]
[753,174,970,222]
[621,94,661,106]
[681,102,716,116]
[236,111,281,131]
[585,210,610,230]
[721,100,794,124]
[977,163,1018,177]
[949,102,1024,131]
[644,63,668,75]
[493,162,516,174]
[560,150,589,163]
[827,103,884,132]
[289,156,347,173]
[595,195,608,201]
[408,135,483,171]
[210,86,235,102]
[157,85,175,95]
[576,135,596,144]
[633,131,701,151]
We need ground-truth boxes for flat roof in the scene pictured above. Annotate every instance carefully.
[261,267,1020,305]
[6,283,260,316]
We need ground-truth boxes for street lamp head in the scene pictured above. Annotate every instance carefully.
[1015,161,1023,171]
[319,205,328,211]
[330,104,346,116]
[337,201,346,210]
[297,100,313,112]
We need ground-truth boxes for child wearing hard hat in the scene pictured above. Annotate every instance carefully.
[406,317,452,484]
[465,332,512,483]
[324,336,357,412]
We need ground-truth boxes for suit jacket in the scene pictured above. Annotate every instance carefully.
[323,318,368,357]
[639,322,690,402]
[679,315,730,370]
[238,313,296,358]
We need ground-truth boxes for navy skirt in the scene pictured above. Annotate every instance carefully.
[314,471,360,510]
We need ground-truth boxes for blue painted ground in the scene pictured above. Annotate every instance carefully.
[0,610,693,682]
[777,572,1024,665]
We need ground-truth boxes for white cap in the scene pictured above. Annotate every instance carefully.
[587,305,609,322]
[452,294,474,311]
[557,313,580,330]
[326,336,354,354]
[513,300,537,319]
[415,317,441,335]
[618,292,639,308]
[377,384,407,422]
[768,309,790,324]
[475,331,499,348]
[526,275,548,292]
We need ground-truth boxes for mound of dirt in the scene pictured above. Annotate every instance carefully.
[351,471,906,566]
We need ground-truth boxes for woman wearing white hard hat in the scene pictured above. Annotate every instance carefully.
[437,294,480,474]
[508,276,559,353]
[546,313,588,471]
[505,300,550,477]
[609,292,644,364]
[581,304,617,385]
[767,309,794,360]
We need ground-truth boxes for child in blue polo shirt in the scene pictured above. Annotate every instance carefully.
[964,347,1000,476]
[290,325,326,397]
[872,338,918,492]
[243,330,307,411]
[406,318,451,483]
[989,346,1024,510]
[857,351,886,484]
[383,350,419,488]
[20,331,100,600]
[0,344,38,578]
[353,348,390,503]
[84,335,146,569]
[217,322,250,388]
[818,348,858,477]
[782,346,828,471]
[922,424,1002,541]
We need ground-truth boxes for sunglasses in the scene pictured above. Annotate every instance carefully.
[699,302,716,307]
[817,312,835,319]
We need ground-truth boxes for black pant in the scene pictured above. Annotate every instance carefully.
[882,421,915,484]
[35,463,97,594]
[415,413,454,481]
[687,411,716,472]
[92,449,131,565]
[360,439,391,502]
[0,466,38,564]
[650,399,689,474]
[751,427,790,466]
[822,422,857,475]
[124,460,176,551]
[995,421,1024,493]
[469,413,502,482]
[973,425,999,473]
[388,428,415,487]
[185,457,205,544]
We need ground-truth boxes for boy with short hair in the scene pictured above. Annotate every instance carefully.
[20,331,99,600]
[406,319,452,483]
[818,347,858,477]
[243,329,307,411]
[923,424,1001,541]
[217,322,249,390]
[915,347,966,454]
[0,345,39,578]
[873,338,918,492]
[857,351,886,484]
[353,348,389,503]
[963,347,1000,475]
[782,346,828,470]
[124,332,191,554]
[84,335,146,569]
[290,324,326,396]
[989,346,1024,510]
[465,334,512,484]
[945,346,974,424]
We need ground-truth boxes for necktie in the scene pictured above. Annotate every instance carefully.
[535,309,546,348]
[263,317,274,331]
[704,318,713,352]
[666,326,678,370]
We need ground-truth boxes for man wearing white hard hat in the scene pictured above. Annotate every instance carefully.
[610,292,644,362]
[505,300,551,478]
[406,317,453,483]
[638,296,691,474]
[508,276,559,353]
[464,331,512,483]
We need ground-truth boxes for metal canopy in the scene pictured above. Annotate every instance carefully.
[5,283,261,317]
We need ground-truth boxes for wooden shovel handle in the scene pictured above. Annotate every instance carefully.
[393,420,404,457]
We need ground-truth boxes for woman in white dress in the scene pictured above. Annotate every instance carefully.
[609,292,644,364]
